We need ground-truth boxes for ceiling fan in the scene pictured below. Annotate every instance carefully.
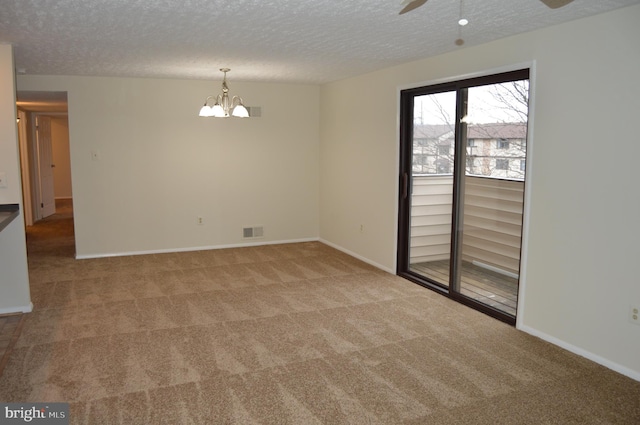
[399,0,575,15]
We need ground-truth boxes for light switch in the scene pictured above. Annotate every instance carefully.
[0,172,7,188]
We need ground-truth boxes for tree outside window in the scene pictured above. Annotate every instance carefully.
[412,78,528,180]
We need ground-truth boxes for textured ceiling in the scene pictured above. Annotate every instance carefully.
[2,0,639,85]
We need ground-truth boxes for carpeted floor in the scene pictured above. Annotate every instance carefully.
[1,201,639,424]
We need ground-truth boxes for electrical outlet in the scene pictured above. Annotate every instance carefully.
[0,172,6,188]
[630,305,640,326]
[196,216,204,225]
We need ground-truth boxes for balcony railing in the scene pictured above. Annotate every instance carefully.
[410,174,524,276]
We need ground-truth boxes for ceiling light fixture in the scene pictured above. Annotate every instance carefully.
[199,68,249,118]
[455,0,466,46]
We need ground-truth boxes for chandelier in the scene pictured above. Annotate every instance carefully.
[198,68,249,118]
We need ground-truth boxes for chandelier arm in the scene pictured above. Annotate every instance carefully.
[231,96,244,108]
[203,95,215,106]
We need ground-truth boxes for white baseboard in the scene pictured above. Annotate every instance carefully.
[519,324,640,382]
[78,238,395,274]
[75,237,320,260]
[0,302,33,315]
[319,239,395,274]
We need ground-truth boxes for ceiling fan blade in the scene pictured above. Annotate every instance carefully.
[399,0,428,15]
[539,0,575,9]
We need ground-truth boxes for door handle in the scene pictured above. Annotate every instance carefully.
[402,173,408,199]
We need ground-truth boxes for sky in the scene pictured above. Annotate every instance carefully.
[414,80,530,125]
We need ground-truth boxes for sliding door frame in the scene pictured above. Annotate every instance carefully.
[397,69,530,325]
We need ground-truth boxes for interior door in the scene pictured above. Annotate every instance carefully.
[36,115,56,219]
[398,69,529,324]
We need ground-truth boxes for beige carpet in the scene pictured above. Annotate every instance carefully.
[1,204,639,424]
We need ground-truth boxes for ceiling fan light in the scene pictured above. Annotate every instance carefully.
[458,18,468,26]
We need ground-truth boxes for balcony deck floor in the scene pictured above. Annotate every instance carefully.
[410,260,518,316]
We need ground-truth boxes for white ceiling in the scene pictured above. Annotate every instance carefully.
[2,0,639,85]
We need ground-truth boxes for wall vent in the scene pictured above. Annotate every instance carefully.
[243,226,264,239]
[247,106,262,117]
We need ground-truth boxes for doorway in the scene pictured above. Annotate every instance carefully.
[16,91,72,226]
[397,69,529,324]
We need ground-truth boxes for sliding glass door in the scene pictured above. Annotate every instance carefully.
[405,89,457,288]
[397,70,529,324]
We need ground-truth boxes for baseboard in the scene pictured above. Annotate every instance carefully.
[0,302,33,315]
[54,197,72,200]
[75,237,321,259]
[519,324,640,382]
[319,239,394,274]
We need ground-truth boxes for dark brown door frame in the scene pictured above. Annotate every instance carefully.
[397,69,529,326]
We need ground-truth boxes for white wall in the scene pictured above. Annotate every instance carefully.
[16,75,320,257]
[0,44,32,314]
[51,116,72,199]
[320,5,640,379]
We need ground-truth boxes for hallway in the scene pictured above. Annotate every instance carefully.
[0,199,74,378]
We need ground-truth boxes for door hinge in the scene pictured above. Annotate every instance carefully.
[41,203,44,208]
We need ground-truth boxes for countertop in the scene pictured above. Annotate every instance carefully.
[0,204,20,233]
